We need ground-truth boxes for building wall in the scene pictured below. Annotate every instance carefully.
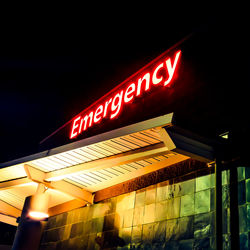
[40,169,218,250]
[235,167,250,249]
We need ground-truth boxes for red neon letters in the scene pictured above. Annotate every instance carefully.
[70,50,181,139]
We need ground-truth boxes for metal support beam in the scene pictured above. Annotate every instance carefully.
[0,213,18,226]
[0,200,22,218]
[0,177,32,190]
[24,164,94,204]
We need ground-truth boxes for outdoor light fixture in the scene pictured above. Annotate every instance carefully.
[28,184,50,220]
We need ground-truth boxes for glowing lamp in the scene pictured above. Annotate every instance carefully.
[28,193,49,220]
[29,211,49,220]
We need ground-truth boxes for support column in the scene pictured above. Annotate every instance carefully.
[12,196,46,250]
[229,166,239,249]
[215,159,223,250]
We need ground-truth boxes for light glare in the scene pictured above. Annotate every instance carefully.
[28,211,49,220]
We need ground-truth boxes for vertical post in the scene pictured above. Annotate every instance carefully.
[215,159,223,250]
[229,166,239,249]
[12,196,46,250]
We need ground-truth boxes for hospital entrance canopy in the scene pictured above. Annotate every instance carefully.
[0,35,215,226]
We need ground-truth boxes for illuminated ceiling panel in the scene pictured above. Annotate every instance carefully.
[0,164,26,182]
[30,129,162,173]
[64,152,176,191]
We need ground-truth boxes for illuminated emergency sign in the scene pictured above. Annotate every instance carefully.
[70,50,181,139]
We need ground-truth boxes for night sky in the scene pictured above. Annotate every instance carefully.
[0,9,241,163]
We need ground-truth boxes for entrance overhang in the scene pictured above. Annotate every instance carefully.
[0,113,214,225]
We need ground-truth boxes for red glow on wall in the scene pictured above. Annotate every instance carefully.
[70,50,181,139]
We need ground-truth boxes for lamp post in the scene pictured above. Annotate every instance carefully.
[12,184,49,250]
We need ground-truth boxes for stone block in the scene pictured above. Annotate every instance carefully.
[66,210,75,225]
[140,242,153,250]
[78,207,86,222]
[87,233,99,250]
[56,239,69,250]
[144,203,155,224]
[45,216,57,229]
[103,213,115,231]
[156,181,168,202]
[237,167,245,181]
[116,192,135,211]
[222,209,229,234]
[180,194,194,217]
[63,224,71,240]
[166,184,181,199]
[133,206,144,226]
[145,185,156,205]
[239,233,248,250]
[210,237,216,250]
[114,211,124,228]
[119,227,132,245]
[238,180,246,205]
[56,213,67,227]
[66,236,89,250]
[97,230,125,249]
[82,220,92,235]
[245,167,250,179]
[92,202,109,218]
[91,217,104,233]
[152,242,165,249]
[210,188,215,211]
[49,228,62,242]
[222,185,230,208]
[239,205,247,233]
[178,179,195,196]
[194,213,213,239]
[246,179,250,203]
[142,222,155,243]
[222,170,229,186]
[166,219,179,241]
[195,189,210,214]
[196,175,210,192]
[153,221,166,243]
[179,239,193,250]
[164,240,179,249]
[193,237,210,249]
[223,234,231,250]
[178,216,194,240]
[131,225,142,243]
[84,205,94,222]
[70,222,83,238]
[135,188,145,207]
[123,209,134,228]
[211,173,215,188]
[247,204,250,232]
[166,197,180,219]
[155,200,168,221]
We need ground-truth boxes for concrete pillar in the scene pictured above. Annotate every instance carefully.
[12,196,46,250]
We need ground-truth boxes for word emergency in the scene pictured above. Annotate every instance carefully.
[70,50,181,139]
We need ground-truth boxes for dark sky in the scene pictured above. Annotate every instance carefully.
[0,8,222,163]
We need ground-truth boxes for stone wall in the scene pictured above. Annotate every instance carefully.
[40,170,216,249]
[234,167,250,249]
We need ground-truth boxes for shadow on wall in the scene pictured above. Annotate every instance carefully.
[95,210,125,249]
